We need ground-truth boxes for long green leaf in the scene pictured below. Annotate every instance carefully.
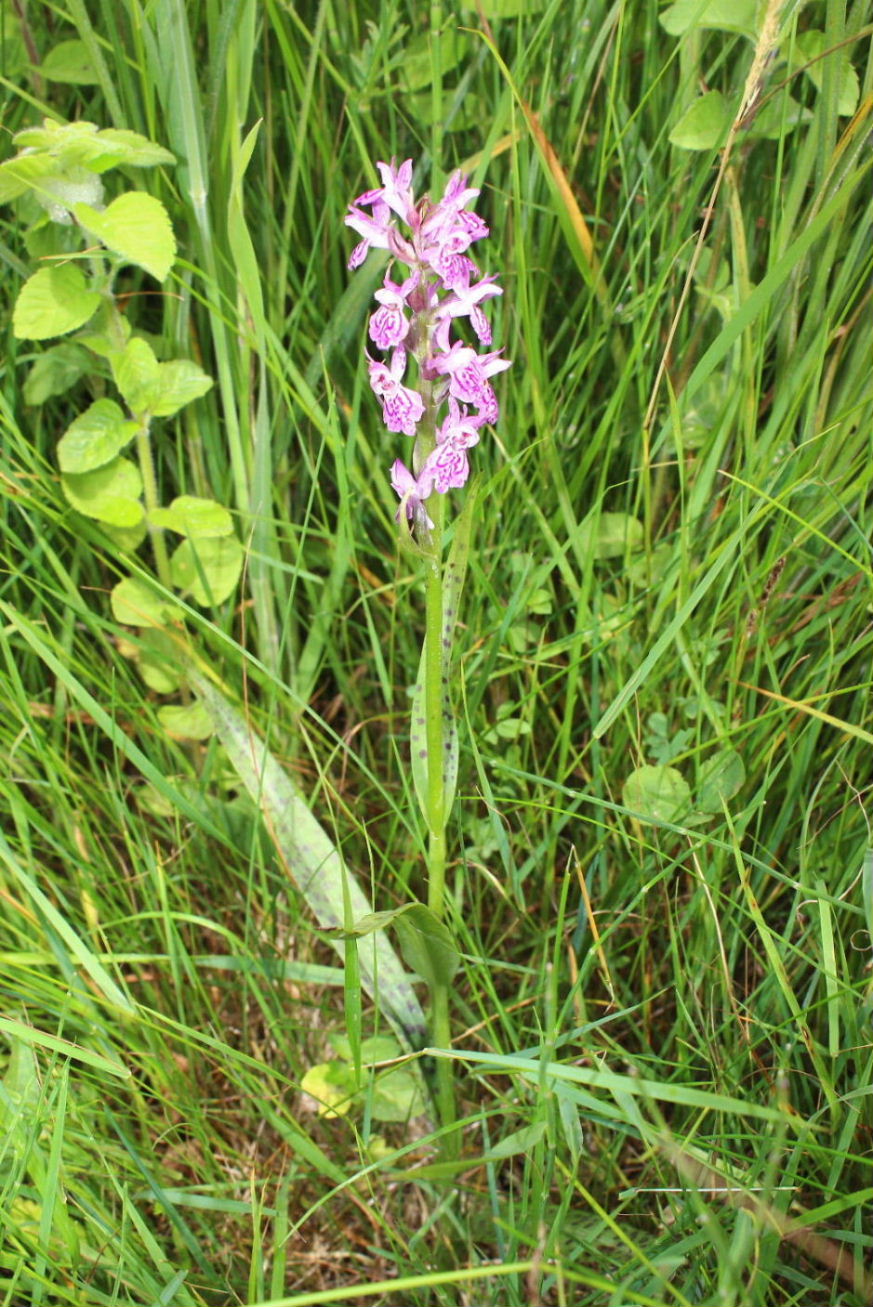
[190,671,428,1051]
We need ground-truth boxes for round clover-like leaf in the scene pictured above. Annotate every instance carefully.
[576,511,644,559]
[149,496,232,539]
[170,535,243,606]
[61,458,143,526]
[41,39,98,85]
[110,577,181,628]
[13,265,100,340]
[697,749,746,815]
[300,1062,357,1119]
[73,192,175,281]
[57,399,139,474]
[669,91,730,151]
[158,702,214,741]
[622,764,692,826]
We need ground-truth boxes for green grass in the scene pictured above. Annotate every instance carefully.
[1,1,872,1303]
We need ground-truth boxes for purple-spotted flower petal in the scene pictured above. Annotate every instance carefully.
[367,349,425,436]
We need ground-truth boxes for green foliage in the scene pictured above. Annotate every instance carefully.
[0,0,871,1303]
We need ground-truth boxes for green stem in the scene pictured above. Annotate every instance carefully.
[412,377,457,1151]
[135,421,172,590]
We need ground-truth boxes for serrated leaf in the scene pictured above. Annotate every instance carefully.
[670,91,731,150]
[744,96,811,140]
[170,536,243,606]
[147,360,213,417]
[57,398,139,473]
[110,577,181,628]
[23,342,91,405]
[111,337,159,411]
[112,339,212,417]
[394,904,460,988]
[41,39,98,84]
[0,151,57,204]
[88,128,176,170]
[660,0,757,37]
[622,764,692,826]
[73,192,175,281]
[158,702,214,741]
[12,265,100,340]
[697,749,745,814]
[149,496,232,538]
[189,672,428,1052]
[61,458,143,526]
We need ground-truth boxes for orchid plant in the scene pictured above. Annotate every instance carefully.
[346,160,510,1143]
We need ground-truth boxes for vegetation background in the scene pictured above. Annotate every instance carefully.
[0,0,871,1304]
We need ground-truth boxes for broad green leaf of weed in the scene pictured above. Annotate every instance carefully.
[12,266,100,340]
[73,193,176,281]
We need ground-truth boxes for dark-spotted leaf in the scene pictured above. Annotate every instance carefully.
[622,764,692,826]
[13,266,100,340]
[57,399,139,473]
[73,192,175,281]
[170,536,243,606]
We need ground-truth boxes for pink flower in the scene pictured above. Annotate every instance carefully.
[367,349,425,436]
[434,272,502,345]
[368,270,418,350]
[429,343,511,424]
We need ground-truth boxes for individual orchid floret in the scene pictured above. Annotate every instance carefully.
[345,198,394,270]
[369,270,418,351]
[421,436,475,494]
[391,458,434,530]
[434,272,502,345]
[375,158,415,221]
[428,342,511,424]
[367,348,425,436]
